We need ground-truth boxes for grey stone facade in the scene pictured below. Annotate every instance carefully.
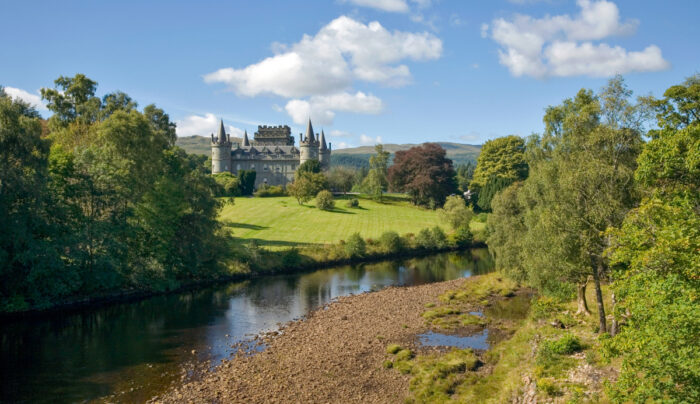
[211,119,331,187]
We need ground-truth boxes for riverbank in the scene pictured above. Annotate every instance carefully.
[0,241,484,320]
[151,273,526,403]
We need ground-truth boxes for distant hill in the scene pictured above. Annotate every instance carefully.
[333,142,481,168]
[176,136,480,167]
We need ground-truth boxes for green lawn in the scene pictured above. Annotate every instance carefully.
[219,195,447,248]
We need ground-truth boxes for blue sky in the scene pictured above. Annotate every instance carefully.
[2,0,698,148]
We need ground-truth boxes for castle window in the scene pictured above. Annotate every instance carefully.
[236,163,241,171]
[263,164,268,171]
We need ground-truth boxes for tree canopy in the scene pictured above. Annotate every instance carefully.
[388,143,457,207]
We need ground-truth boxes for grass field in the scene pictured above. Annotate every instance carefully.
[219,195,454,249]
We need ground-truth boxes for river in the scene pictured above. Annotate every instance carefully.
[0,249,493,403]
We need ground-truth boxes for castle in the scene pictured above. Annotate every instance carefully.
[211,119,331,187]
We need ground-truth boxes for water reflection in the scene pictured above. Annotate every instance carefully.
[0,249,493,403]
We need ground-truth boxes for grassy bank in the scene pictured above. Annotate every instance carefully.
[219,194,486,249]
[383,273,617,403]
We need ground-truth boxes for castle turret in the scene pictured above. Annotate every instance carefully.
[211,119,231,174]
[319,130,331,170]
[299,119,319,166]
[242,130,250,146]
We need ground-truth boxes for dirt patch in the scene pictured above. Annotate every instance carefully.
[151,278,469,403]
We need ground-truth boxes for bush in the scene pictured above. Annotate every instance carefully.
[541,334,583,356]
[452,226,473,248]
[416,228,435,249]
[254,184,286,197]
[281,248,302,267]
[212,172,241,196]
[346,197,359,208]
[345,233,366,257]
[431,226,448,248]
[316,190,335,210]
[439,195,474,230]
[379,231,403,253]
[475,212,488,223]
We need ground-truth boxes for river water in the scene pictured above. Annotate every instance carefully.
[0,249,493,403]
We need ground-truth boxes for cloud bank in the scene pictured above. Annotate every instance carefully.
[4,87,47,110]
[176,113,244,138]
[483,0,669,78]
[204,15,441,124]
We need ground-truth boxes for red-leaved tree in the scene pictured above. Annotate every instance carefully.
[388,143,457,207]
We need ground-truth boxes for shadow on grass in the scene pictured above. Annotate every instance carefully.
[220,221,268,230]
[239,238,316,248]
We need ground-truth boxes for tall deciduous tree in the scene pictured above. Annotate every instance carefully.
[362,144,390,201]
[470,135,527,211]
[388,143,456,207]
[605,75,699,402]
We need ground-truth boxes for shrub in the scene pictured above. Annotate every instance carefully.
[475,212,488,223]
[379,231,403,253]
[345,233,366,257]
[439,195,474,230]
[452,226,473,248]
[346,197,359,208]
[416,228,435,249]
[212,172,241,196]
[387,344,402,354]
[316,190,335,210]
[541,334,583,356]
[281,248,302,267]
[431,226,448,248]
[254,184,286,197]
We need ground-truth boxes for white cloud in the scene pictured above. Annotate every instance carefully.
[485,0,669,78]
[4,87,47,110]
[344,0,409,13]
[176,113,244,137]
[204,16,442,98]
[285,91,384,125]
[360,134,383,145]
[335,141,350,149]
[329,129,353,137]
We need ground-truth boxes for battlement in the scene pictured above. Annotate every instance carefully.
[254,125,294,145]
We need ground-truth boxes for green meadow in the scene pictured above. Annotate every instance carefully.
[219,195,481,249]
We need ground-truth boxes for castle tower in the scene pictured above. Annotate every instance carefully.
[319,130,331,170]
[211,119,231,174]
[299,119,319,166]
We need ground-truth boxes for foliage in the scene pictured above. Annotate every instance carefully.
[388,143,457,207]
[604,75,700,403]
[344,233,366,257]
[254,184,286,197]
[452,226,473,248]
[378,231,403,253]
[439,195,474,230]
[0,75,226,312]
[470,135,527,194]
[326,166,356,194]
[296,159,322,175]
[288,172,328,205]
[213,172,240,196]
[486,182,527,281]
[315,190,335,210]
[346,197,359,208]
[477,175,515,212]
[238,170,256,195]
[455,162,475,192]
[361,144,390,201]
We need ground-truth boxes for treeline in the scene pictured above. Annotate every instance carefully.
[486,76,699,402]
[0,75,228,312]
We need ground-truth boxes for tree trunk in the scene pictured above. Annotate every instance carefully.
[610,291,618,336]
[576,280,591,315]
[591,258,607,333]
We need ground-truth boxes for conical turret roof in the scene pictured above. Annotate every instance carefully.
[217,119,226,143]
[319,130,327,150]
[243,130,250,146]
[305,119,315,142]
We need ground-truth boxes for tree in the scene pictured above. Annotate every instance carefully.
[486,182,527,282]
[238,170,256,195]
[327,166,355,194]
[315,190,335,210]
[288,175,315,205]
[297,159,321,175]
[40,74,102,129]
[388,143,457,207]
[521,80,643,331]
[439,195,474,230]
[470,135,527,211]
[361,144,390,201]
[0,88,65,310]
[213,172,240,196]
[477,175,515,211]
[604,76,699,402]
[455,162,475,192]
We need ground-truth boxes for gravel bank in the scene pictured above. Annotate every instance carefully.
[152,277,470,403]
